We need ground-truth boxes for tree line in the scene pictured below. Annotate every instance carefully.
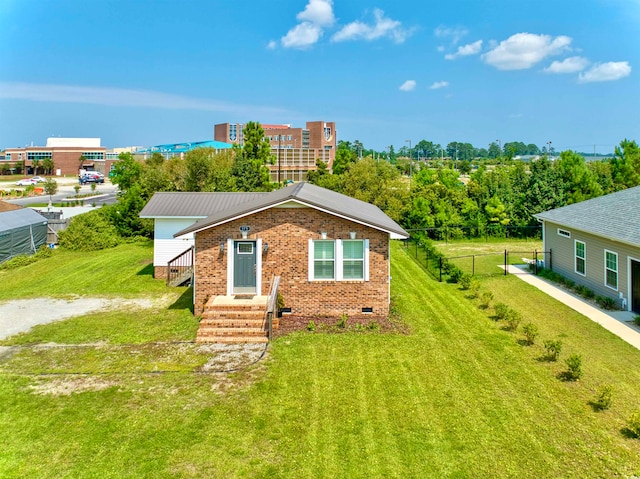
[310,139,639,240]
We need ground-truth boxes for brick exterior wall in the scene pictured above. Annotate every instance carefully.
[193,207,390,319]
[154,265,168,280]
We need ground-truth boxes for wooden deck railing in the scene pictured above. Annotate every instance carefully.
[266,275,281,341]
[167,246,194,287]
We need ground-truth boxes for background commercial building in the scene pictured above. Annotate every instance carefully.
[4,138,109,176]
[214,121,336,182]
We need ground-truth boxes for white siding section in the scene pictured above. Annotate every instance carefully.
[153,218,202,266]
[155,218,203,239]
[154,239,194,266]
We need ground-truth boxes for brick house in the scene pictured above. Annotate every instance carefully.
[141,183,408,330]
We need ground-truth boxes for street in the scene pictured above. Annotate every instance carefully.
[1,177,118,207]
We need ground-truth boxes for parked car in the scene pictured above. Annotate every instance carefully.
[15,178,37,186]
[31,176,46,183]
[79,173,105,185]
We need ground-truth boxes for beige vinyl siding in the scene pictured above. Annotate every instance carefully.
[543,220,640,307]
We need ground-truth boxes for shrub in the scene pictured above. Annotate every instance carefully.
[459,273,473,290]
[592,384,613,411]
[493,302,509,320]
[306,320,316,332]
[336,313,347,329]
[564,279,575,289]
[505,309,522,332]
[58,209,120,251]
[468,280,481,299]
[522,323,539,345]
[479,291,493,309]
[628,410,640,438]
[634,315,640,327]
[596,296,616,310]
[543,339,563,361]
[0,245,54,270]
[367,321,380,332]
[564,353,583,381]
[448,266,464,283]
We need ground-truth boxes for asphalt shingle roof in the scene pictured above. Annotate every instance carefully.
[534,185,640,247]
[141,182,408,239]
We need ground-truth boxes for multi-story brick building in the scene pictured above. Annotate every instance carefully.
[3,138,110,176]
[214,121,336,179]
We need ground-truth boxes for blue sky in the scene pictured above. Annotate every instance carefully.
[0,0,638,154]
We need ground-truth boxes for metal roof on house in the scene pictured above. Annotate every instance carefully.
[0,208,48,233]
[534,185,640,248]
[139,192,268,218]
[171,182,409,239]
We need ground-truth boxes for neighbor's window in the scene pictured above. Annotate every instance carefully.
[313,241,335,280]
[575,240,586,276]
[342,240,364,280]
[605,250,618,290]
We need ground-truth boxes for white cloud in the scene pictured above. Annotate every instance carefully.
[331,8,413,44]
[281,0,335,49]
[434,25,468,45]
[544,56,590,73]
[297,0,335,27]
[281,22,323,49]
[0,82,289,116]
[399,80,416,92]
[481,33,572,70]
[429,81,449,90]
[266,40,277,50]
[444,40,483,60]
[578,61,632,83]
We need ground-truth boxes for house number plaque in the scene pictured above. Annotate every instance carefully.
[239,226,251,233]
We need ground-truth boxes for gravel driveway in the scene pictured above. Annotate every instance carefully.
[0,297,155,340]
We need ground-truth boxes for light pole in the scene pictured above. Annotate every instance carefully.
[405,139,412,179]
[547,141,552,159]
[277,135,282,185]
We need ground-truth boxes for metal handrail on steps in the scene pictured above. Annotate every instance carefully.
[266,276,281,342]
[166,246,195,286]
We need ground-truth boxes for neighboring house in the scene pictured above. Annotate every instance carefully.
[534,185,640,313]
[141,182,408,321]
[0,202,48,263]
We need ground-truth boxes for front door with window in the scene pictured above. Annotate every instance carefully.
[632,260,640,314]
[233,241,257,294]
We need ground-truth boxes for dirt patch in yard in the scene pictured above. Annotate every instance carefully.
[29,376,118,396]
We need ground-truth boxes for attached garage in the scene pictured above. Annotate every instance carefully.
[0,206,48,263]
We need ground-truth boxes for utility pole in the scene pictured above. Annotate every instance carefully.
[278,135,282,185]
[405,139,412,181]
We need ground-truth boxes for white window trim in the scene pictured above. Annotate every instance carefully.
[308,239,369,282]
[574,240,586,276]
[604,249,618,291]
[557,228,571,238]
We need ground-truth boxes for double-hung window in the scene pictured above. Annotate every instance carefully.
[309,239,369,281]
[575,240,586,276]
[313,240,335,280]
[604,250,618,290]
[342,240,364,280]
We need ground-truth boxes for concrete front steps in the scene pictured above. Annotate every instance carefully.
[197,295,273,343]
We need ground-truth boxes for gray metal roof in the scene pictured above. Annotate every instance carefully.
[0,208,48,233]
[171,182,409,239]
[139,192,268,218]
[534,185,640,247]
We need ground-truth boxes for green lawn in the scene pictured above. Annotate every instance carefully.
[0,241,639,477]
